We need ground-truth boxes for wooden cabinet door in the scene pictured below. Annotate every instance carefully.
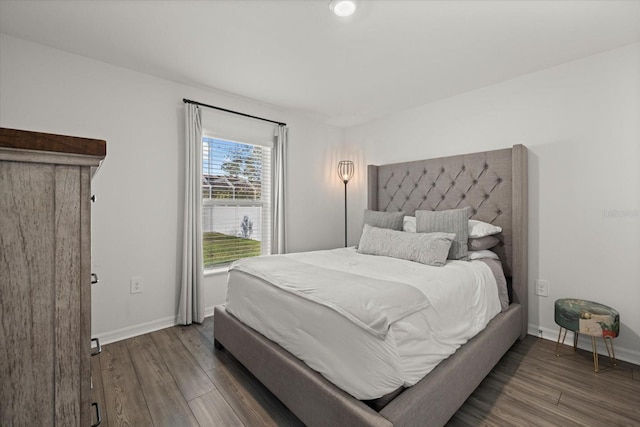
[53,165,84,425]
[0,161,90,426]
[1,161,57,425]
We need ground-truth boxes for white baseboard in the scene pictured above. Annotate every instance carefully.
[95,315,179,346]
[204,305,216,318]
[528,324,640,366]
[95,306,217,345]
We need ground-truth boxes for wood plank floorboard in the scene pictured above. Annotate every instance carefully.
[556,390,640,426]
[188,389,244,427]
[484,369,561,405]
[126,334,200,427]
[514,354,640,408]
[515,366,640,422]
[97,317,640,426]
[100,341,153,427]
[193,316,216,345]
[458,395,545,427]
[446,406,501,427]
[206,361,304,427]
[150,328,216,401]
[468,374,595,426]
[174,322,230,371]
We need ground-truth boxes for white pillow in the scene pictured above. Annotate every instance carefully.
[403,216,416,233]
[468,249,500,260]
[468,219,502,238]
[406,216,502,238]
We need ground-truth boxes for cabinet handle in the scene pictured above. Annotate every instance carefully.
[91,338,102,356]
[91,273,99,284]
[91,402,102,427]
[91,194,96,203]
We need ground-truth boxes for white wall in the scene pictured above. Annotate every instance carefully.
[344,43,640,363]
[4,32,638,362]
[0,34,345,342]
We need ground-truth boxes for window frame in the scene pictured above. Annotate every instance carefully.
[201,134,273,271]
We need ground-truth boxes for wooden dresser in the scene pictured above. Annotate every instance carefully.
[0,128,106,426]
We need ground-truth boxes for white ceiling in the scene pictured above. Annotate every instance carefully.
[1,1,639,128]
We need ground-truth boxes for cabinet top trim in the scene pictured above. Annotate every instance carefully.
[0,128,106,158]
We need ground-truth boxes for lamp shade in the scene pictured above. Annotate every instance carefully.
[338,160,355,184]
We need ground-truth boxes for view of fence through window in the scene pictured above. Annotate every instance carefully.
[202,136,271,268]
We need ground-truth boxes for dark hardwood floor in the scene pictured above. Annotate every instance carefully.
[92,317,640,426]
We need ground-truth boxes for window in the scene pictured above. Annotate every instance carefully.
[202,136,272,268]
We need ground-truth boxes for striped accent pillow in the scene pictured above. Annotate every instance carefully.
[415,207,470,260]
[363,209,405,231]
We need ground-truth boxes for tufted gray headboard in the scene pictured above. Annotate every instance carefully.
[368,145,528,338]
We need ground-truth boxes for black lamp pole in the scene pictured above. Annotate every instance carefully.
[343,179,348,247]
[338,160,354,247]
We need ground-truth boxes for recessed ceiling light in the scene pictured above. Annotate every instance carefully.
[329,0,358,17]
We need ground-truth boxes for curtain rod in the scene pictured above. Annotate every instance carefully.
[183,98,286,127]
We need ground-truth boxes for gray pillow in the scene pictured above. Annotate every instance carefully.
[357,224,454,267]
[415,207,470,260]
[469,235,500,251]
[363,209,405,231]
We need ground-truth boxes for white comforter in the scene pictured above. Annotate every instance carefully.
[225,247,501,400]
[230,255,431,339]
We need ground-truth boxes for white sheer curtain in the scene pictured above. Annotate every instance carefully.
[179,103,205,325]
[272,125,288,254]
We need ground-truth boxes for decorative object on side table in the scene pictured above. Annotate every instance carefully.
[554,298,620,372]
[337,160,354,247]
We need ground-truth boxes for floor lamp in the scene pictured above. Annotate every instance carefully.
[337,160,354,247]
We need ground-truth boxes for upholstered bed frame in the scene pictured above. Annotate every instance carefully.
[214,144,528,426]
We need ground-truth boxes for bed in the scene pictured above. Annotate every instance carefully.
[214,144,528,426]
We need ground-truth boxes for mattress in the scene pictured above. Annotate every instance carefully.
[225,247,501,400]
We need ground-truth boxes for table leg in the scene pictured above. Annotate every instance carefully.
[604,336,617,367]
[555,327,567,357]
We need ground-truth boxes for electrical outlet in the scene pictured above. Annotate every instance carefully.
[130,276,143,294]
[535,279,549,297]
